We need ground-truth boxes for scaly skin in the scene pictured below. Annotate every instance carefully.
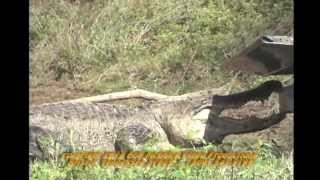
[29,97,207,160]
[30,83,289,160]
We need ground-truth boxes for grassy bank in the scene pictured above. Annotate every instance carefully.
[30,0,293,95]
[30,1,294,179]
[30,142,293,180]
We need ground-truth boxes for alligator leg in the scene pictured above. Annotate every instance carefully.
[29,126,72,161]
[29,126,55,160]
[154,115,206,148]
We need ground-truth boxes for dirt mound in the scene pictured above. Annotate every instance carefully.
[221,100,293,153]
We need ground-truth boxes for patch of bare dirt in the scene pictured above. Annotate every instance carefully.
[221,100,293,153]
[30,81,96,105]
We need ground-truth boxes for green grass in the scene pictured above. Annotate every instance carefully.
[30,0,293,95]
[30,142,293,180]
[30,1,293,179]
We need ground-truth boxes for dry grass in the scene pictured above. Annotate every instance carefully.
[30,0,293,97]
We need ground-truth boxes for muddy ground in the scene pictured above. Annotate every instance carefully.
[222,101,293,153]
[30,82,96,105]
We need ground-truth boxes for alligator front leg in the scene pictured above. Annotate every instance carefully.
[154,114,207,148]
[29,126,70,161]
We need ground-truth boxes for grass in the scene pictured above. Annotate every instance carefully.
[30,0,294,179]
[30,142,293,180]
[30,0,293,95]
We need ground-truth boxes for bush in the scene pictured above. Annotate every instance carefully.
[30,0,293,95]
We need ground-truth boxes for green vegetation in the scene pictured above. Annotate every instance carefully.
[30,0,293,95]
[30,142,293,180]
[30,0,293,179]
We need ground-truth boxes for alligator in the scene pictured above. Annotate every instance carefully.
[30,95,204,160]
[30,85,288,161]
[30,35,293,160]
